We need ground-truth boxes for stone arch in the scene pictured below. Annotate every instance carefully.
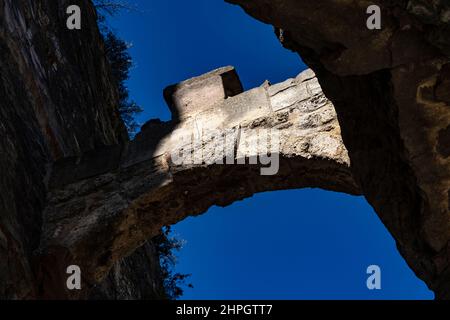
[37,67,360,298]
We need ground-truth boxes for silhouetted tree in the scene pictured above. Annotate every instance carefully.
[93,0,137,22]
[103,31,142,134]
[92,0,142,134]
[154,227,193,300]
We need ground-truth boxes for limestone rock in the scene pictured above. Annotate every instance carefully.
[0,0,157,299]
[227,0,450,299]
[39,67,358,298]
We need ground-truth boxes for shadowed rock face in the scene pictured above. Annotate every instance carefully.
[0,0,161,299]
[39,67,359,299]
[227,0,450,299]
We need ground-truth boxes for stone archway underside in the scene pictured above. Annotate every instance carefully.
[39,67,360,298]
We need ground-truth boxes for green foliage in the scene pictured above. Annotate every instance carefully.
[103,31,142,134]
[93,0,137,24]
[154,227,193,300]
[93,0,142,134]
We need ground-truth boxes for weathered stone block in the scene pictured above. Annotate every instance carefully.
[163,66,243,120]
[296,69,316,83]
[121,120,175,168]
[222,87,271,126]
[269,81,310,112]
[306,78,323,96]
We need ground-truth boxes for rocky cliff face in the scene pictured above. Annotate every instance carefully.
[0,0,163,299]
[227,0,450,299]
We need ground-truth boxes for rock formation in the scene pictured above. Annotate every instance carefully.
[0,0,163,299]
[0,0,449,299]
[40,66,358,298]
[227,0,450,299]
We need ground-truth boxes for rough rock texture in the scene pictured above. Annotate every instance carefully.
[2,0,450,300]
[88,241,166,300]
[39,67,358,299]
[227,0,450,299]
[0,0,162,299]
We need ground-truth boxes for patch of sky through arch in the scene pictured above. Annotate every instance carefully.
[109,0,433,299]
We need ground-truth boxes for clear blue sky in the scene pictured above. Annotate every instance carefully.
[109,0,433,300]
